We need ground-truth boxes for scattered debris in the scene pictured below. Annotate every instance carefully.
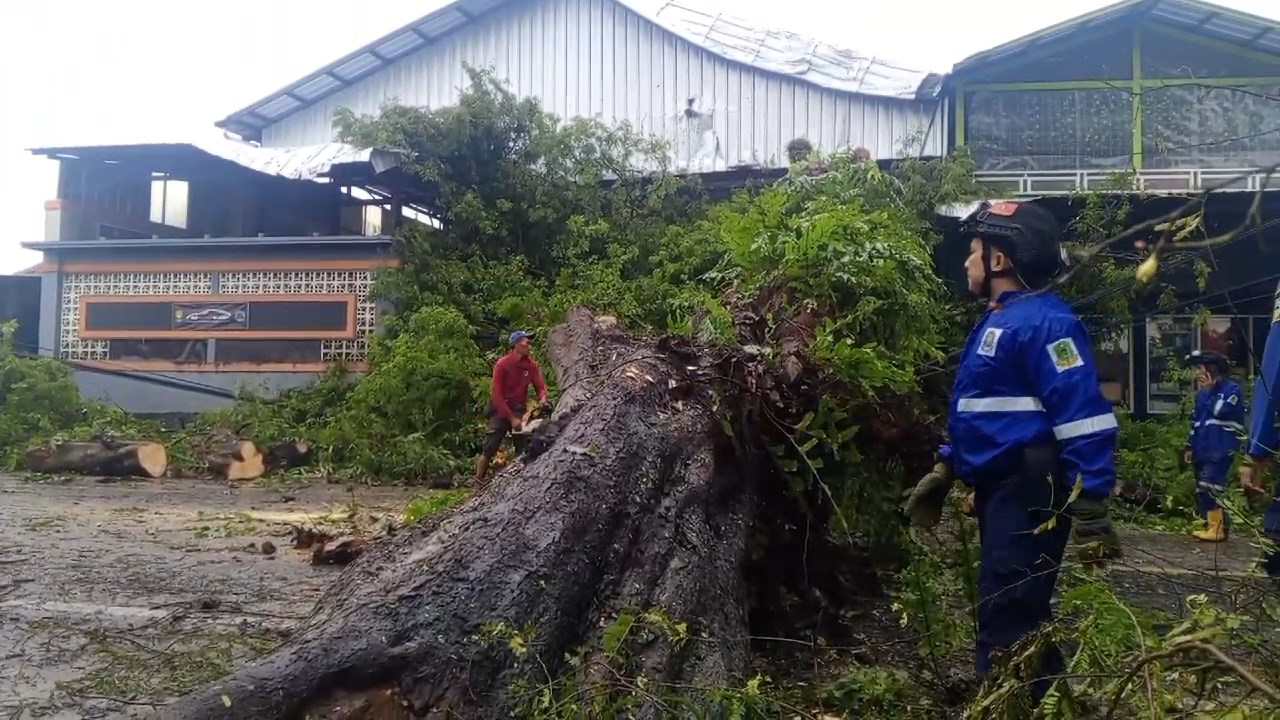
[291,526,335,550]
[311,536,369,566]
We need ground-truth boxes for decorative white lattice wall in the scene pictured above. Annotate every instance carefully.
[218,270,374,362]
[59,269,374,363]
[60,272,214,360]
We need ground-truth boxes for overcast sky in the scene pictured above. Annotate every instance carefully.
[1,0,1275,273]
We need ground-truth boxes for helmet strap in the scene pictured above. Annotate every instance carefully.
[979,241,1015,298]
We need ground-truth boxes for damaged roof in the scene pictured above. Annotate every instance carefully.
[216,0,941,140]
[29,137,403,183]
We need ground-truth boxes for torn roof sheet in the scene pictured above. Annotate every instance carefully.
[639,1,938,101]
[183,139,404,180]
[30,136,403,183]
[216,0,940,140]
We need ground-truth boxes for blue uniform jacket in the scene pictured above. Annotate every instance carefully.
[1245,280,1280,535]
[948,290,1119,499]
[1248,281,1280,460]
[1187,378,1244,462]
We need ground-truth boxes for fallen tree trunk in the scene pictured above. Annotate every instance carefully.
[25,437,167,478]
[162,307,757,719]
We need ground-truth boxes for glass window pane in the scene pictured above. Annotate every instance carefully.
[149,179,166,226]
[1147,316,1194,414]
[164,180,189,229]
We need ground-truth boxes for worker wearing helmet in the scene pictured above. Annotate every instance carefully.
[903,200,1121,702]
[1237,284,1280,579]
[1183,349,1243,543]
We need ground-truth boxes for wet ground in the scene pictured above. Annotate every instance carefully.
[0,476,1275,719]
[0,475,419,719]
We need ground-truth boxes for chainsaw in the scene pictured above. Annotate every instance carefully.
[510,401,554,435]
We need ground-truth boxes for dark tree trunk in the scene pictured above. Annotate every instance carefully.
[161,308,757,719]
[25,437,168,478]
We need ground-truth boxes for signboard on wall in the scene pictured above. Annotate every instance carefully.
[172,302,249,331]
[78,294,356,340]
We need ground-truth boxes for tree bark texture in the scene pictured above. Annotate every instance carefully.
[25,437,168,478]
[161,307,756,719]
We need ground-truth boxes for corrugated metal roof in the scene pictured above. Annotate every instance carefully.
[215,0,940,140]
[29,137,403,182]
[951,0,1279,77]
[640,2,937,100]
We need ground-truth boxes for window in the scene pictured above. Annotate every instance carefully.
[149,174,189,229]
[1146,317,1196,414]
[1146,315,1257,414]
[362,205,383,236]
[965,88,1133,172]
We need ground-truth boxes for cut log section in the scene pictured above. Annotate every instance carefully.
[264,440,314,472]
[207,439,315,482]
[207,440,265,481]
[25,438,168,479]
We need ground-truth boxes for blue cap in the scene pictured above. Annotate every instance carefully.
[509,330,532,345]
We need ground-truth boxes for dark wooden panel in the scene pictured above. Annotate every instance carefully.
[249,301,348,332]
[85,302,174,332]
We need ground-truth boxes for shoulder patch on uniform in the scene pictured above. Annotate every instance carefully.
[977,327,1003,357]
[1046,337,1084,372]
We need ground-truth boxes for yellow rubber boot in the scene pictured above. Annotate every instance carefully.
[1192,508,1228,543]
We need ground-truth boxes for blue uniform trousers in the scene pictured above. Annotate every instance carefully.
[974,466,1072,701]
[1192,458,1232,520]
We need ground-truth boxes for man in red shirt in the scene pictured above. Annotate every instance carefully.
[473,330,550,486]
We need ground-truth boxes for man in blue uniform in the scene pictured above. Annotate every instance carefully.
[904,199,1121,701]
[1237,283,1280,579]
[1183,350,1243,543]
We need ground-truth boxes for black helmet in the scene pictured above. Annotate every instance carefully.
[1185,349,1229,375]
[958,200,1066,294]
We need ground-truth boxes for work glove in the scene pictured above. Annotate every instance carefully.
[901,445,955,529]
[1072,495,1122,567]
[539,400,554,416]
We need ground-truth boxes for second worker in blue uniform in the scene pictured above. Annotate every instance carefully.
[1183,349,1243,543]
[1236,279,1280,580]
[904,199,1122,704]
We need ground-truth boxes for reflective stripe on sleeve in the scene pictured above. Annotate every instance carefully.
[1052,413,1118,441]
[956,396,1045,412]
[1193,419,1245,431]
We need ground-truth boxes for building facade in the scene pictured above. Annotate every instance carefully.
[947,0,1280,196]
[215,0,947,170]
[21,140,404,413]
[942,0,1280,415]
